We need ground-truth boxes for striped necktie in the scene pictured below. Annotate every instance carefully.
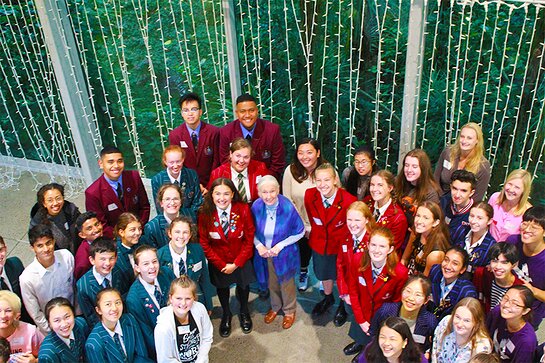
[179,258,187,276]
[237,173,247,202]
[154,285,164,307]
[221,211,229,236]
[113,333,128,363]
[102,278,111,289]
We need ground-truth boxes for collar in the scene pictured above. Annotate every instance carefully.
[167,169,181,184]
[217,205,232,219]
[169,243,187,262]
[321,190,338,206]
[92,267,112,286]
[240,123,256,139]
[104,174,123,189]
[102,321,123,338]
[163,212,178,225]
[185,122,202,136]
[464,231,487,254]
[34,255,58,278]
[138,275,160,296]
[231,166,248,179]
[451,198,474,215]
[57,331,76,347]
[440,276,457,298]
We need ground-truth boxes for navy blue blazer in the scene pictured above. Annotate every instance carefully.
[85,313,153,363]
[428,264,478,320]
[115,239,141,283]
[125,267,175,358]
[38,317,89,363]
[76,267,131,326]
[370,301,438,353]
[140,214,169,248]
[440,193,471,238]
[3,257,32,323]
[150,168,203,221]
[451,225,496,274]
[157,243,216,310]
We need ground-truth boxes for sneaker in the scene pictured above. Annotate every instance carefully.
[319,281,324,295]
[298,272,309,291]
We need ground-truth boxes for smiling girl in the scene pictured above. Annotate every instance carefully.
[342,145,379,200]
[85,288,152,362]
[158,216,215,311]
[431,297,492,363]
[143,184,184,248]
[154,276,213,363]
[114,212,143,283]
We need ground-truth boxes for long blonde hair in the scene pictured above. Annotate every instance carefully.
[496,169,532,216]
[449,123,486,174]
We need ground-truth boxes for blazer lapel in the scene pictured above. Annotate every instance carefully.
[324,191,343,225]
[100,176,123,210]
[363,268,375,295]
[311,191,327,224]
[51,333,79,362]
[99,324,125,363]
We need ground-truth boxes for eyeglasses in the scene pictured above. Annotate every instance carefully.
[402,289,426,302]
[163,197,181,204]
[182,107,200,114]
[501,295,525,309]
[44,196,63,204]
[354,159,371,166]
[521,221,543,232]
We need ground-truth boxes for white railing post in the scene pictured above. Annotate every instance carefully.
[223,0,242,116]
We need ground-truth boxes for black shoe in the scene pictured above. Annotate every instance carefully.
[219,314,232,337]
[258,289,270,299]
[352,350,363,362]
[239,313,253,334]
[311,295,334,317]
[343,342,363,356]
[333,301,347,327]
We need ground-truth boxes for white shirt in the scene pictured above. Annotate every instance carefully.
[374,198,392,221]
[103,322,127,356]
[92,267,113,287]
[167,169,181,184]
[230,167,250,199]
[58,331,76,348]
[138,275,162,309]
[0,268,13,291]
[216,205,232,223]
[168,244,187,278]
[19,249,74,335]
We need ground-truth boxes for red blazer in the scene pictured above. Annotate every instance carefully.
[168,121,220,186]
[337,232,370,296]
[349,262,409,324]
[304,188,357,255]
[218,118,285,179]
[207,161,271,203]
[198,202,255,270]
[364,196,408,256]
[85,171,150,238]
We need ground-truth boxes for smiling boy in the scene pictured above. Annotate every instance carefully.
[73,212,104,280]
[440,170,476,237]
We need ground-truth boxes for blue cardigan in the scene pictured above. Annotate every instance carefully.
[251,194,304,286]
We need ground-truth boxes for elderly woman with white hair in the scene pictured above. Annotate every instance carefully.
[251,175,305,329]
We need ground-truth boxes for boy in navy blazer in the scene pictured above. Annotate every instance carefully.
[439,170,476,238]
[76,239,130,326]
[85,146,150,238]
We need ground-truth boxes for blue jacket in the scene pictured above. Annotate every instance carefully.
[38,317,89,363]
[370,301,438,353]
[141,214,169,248]
[125,267,175,358]
[157,243,215,310]
[451,225,496,273]
[76,267,131,326]
[115,239,142,283]
[251,194,304,286]
[150,168,203,221]
[428,264,478,320]
[85,313,153,363]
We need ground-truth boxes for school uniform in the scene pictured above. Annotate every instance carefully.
[472,266,524,313]
[126,267,175,358]
[157,243,216,310]
[1,257,32,323]
[150,168,203,220]
[451,225,496,274]
[440,193,473,238]
[207,161,270,203]
[428,264,478,320]
[85,313,152,363]
[38,317,89,363]
[370,301,438,354]
[336,232,370,298]
[363,196,408,255]
[218,118,286,179]
[29,201,81,253]
[74,240,93,280]
[141,214,170,249]
[305,188,356,280]
[115,240,141,284]
[349,262,409,329]
[76,266,131,326]
[198,202,255,288]
[168,121,220,187]
[85,171,151,238]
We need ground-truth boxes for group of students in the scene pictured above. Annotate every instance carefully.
[1,92,545,363]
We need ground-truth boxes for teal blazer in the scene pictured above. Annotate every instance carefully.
[38,317,89,363]
[85,313,153,363]
[115,239,141,283]
[141,214,169,248]
[125,267,175,358]
[157,242,216,310]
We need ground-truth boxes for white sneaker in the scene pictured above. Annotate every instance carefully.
[298,272,309,291]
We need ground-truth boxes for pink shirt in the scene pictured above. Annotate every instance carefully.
[488,192,522,242]
[6,321,44,358]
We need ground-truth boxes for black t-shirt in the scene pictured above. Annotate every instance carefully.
[174,311,200,363]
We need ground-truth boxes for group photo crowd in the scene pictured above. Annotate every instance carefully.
[1,92,545,363]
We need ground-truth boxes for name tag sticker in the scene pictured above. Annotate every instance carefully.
[342,245,348,253]
[209,232,221,239]
[359,276,366,286]
[313,217,323,226]
[413,334,425,344]
[256,175,262,184]
[180,141,189,148]
[445,216,451,224]
[107,203,118,211]
[193,261,203,272]
[443,159,452,170]
[177,325,190,334]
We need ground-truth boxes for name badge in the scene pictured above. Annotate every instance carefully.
[313,217,323,226]
[209,232,221,239]
[413,334,426,344]
[107,203,118,211]
[359,276,366,286]
[445,216,451,224]
[342,245,348,253]
[193,261,202,272]
[180,141,189,148]
[443,159,452,170]
[177,325,190,334]
[256,175,263,184]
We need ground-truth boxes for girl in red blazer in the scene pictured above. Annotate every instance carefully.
[208,137,270,203]
[198,177,255,338]
[366,170,409,256]
[348,227,409,357]
[304,163,357,318]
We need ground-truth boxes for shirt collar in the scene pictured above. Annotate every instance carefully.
[34,256,58,278]
[92,267,112,285]
[168,243,187,262]
[167,169,181,184]
[185,122,201,136]
[163,212,178,225]
[240,123,256,139]
[231,166,248,179]
[217,205,232,219]
[102,321,123,338]
[374,198,392,217]
[321,190,338,206]
[57,331,75,347]
[103,174,123,189]
[464,231,487,254]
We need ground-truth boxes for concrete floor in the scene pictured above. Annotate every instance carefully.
[0,170,352,362]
